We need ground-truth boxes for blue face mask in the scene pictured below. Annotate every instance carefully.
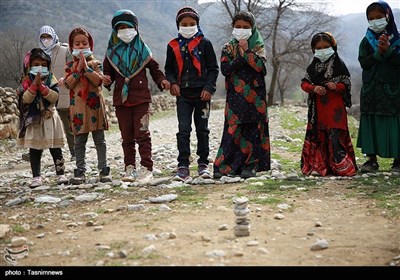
[368,18,388,33]
[29,66,49,77]
[314,47,335,63]
[72,48,93,58]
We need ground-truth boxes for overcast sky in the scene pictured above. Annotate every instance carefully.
[199,0,400,16]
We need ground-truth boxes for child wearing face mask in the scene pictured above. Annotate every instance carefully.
[64,27,111,185]
[38,26,75,162]
[165,6,219,181]
[16,48,68,187]
[357,1,400,173]
[300,32,357,177]
[103,10,170,184]
[213,11,270,179]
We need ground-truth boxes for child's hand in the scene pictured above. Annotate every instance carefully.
[102,75,112,86]
[200,90,212,101]
[314,85,326,95]
[33,72,42,86]
[378,34,390,54]
[77,52,88,72]
[238,39,248,51]
[161,80,170,90]
[58,78,65,87]
[170,84,180,96]
[325,82,336,91]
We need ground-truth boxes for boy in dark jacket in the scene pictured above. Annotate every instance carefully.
[165,6,219,181]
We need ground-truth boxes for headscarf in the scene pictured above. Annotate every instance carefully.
[226,11,266,62]
[66,27,94,101]
[365,1,400,53]
[106,9,152,103]
[303,32,352,108]
[168,6,203,82]
[17,48,57,138]
[38,25,59,55]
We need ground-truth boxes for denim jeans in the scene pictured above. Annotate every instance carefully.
[176,96,210,167]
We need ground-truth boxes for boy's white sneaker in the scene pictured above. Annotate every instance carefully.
[136,168,153,185]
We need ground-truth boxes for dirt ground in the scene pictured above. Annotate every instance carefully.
[0,107,399,267]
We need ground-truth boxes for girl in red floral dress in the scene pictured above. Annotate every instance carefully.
[301,32,357,176]
[64,27,111,184]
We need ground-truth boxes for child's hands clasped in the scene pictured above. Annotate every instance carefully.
[314,85,327,95]
[378,34,390,54]
[77,51,88,72]
[325,82,337,91]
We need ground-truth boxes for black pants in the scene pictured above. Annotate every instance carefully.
[30,148,64,177]
[176,96,210,167]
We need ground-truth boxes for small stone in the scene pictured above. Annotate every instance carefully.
[56,229,64,234]
[94,226,103,231]
[159,204,171,211]
[218,224,229,231]
[144,234,157,241]
[0,224,11,239]
[307,232,314,236]
[61,250,70,256]
[274,213,285,220]
[36,233,45,238]
[96,245,111,250]
[11,237,27,247]
[142,245,156,256]
[127,204,145,211]
[205,249,226,258]
[169,232,177,239]
[277,203,291,210]
[201,235,211,242]
[233,197,249,205]
[106,252,115,258]
[310,239,329,251]
[247,240,259,246]
[315,221,323,227]
[233,251,244,257]
[256,248,269,255]
[119,250,128,258]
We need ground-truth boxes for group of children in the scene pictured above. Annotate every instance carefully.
[16,2,400,188]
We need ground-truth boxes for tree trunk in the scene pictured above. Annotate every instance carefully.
[267,61,279,106]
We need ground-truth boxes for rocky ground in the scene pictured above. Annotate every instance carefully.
[0,106,399,267]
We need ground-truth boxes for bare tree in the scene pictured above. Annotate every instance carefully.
[218,0,336,106]
[0,28,36,88]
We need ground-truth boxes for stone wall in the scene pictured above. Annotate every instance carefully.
[0,87,181,140]
[0,87,19,139]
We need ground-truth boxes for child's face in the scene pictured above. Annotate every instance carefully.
[72,34,90,50]
[233,19,252,29]
[314,40,331,50]
[30,57,47,68]
[368,10,386,21]
[179,17,197,27]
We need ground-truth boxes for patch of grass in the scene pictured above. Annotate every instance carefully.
[272,140,302,153]
[280,109,306,130]
[245,179,317,193]
[110,241,128,250]
[174,186,206,206]
[347,175,400,217]
[250,196,285,205]
[12,225,25,233]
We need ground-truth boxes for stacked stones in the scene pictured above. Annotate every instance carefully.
[0,87,19,139]
[233,197,250,237]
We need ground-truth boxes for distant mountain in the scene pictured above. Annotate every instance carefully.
[338,9,400,67]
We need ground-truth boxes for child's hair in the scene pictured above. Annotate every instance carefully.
[176,6,199,27]
[232,11,254,27]
[68,27,93,51]
[23,48,51,75]
[311,32,337,52]
[366,3,386,16]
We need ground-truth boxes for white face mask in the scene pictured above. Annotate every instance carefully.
[232,28,252,41]
[179,26,198,39]
[117,28,137,44]
[368,18,388,33]
[314,47,335,63]
[72,48,93,58]
[41,38,53,48]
